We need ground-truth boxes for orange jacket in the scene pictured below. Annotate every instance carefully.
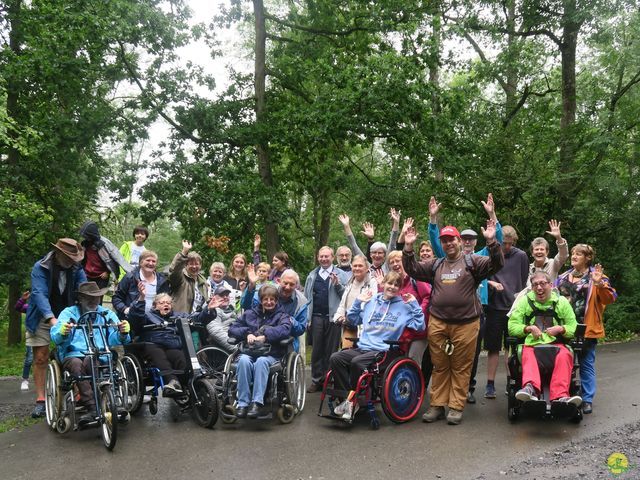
[555,268,617,339]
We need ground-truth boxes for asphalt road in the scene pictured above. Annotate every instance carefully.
[1,341,638,480]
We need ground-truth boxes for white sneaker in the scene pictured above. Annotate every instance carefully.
[333,399,348,416]
[20,379,29,391]
[342,401,359,420]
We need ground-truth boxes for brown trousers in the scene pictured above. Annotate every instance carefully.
[428,315,479,411]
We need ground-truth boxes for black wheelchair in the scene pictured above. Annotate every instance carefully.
[317,338,424,429]
[506,323,586,423]
[120,316,219,428]
[218,338,306,424]
[45,311,130,450]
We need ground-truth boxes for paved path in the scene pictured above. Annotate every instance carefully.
[1,341,638,480]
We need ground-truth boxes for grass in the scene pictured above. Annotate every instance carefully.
[0,416,41,434]
[0,320,29,377]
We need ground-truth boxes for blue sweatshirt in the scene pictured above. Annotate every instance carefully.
[346,294,425,352]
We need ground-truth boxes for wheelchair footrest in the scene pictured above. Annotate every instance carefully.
[521,399,548,417]
[550,401,578,418]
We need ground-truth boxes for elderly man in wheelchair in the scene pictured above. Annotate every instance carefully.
[324,271,425,425]
[50,282,131,425]
[507,271,583,421]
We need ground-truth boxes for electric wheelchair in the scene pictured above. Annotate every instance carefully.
[121,316,219,428]
[45,311,130,450]
[506,323,586,423]
[317,337,424,429]
[218,337,306,424]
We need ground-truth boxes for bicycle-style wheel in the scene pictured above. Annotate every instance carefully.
[100,387,118,450]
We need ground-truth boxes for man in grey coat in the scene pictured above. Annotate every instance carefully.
[304,246,349,392]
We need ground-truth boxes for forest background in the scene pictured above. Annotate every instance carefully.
[1,0,639,347]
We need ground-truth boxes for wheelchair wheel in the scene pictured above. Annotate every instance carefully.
[277,404,296,424]
[381,357,424,423]
[45,361,62,430]
[285,352,306,414]
[120,354,144,414]
[114,358,129,413]
[192,378,219,428]
[507,388,520,422]
[100,387,118,451]
[197,346,229,390]
[220,404,238,424]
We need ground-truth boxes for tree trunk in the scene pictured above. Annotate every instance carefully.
[253,0,280,257]
[6,0,24,346]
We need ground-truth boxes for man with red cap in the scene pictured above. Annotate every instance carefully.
[403,219,503,425]
[26,238,87,418]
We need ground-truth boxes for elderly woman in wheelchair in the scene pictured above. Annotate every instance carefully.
[326,271,425,424]
[507,271,583,421]
[227,284,292,419]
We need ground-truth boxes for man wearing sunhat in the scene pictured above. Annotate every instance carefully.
[51,282,131,423]
[26,238,87,418]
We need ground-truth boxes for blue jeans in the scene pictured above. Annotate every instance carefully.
[579,339,597,403]
[236,354,277,407]
[22,346,33,380]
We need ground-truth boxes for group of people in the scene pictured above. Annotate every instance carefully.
[20,194,617,425]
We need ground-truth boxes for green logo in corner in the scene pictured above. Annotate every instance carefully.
[607,452,629,475]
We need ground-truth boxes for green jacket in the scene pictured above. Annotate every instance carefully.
[118,241,146,281]
[508,290,577,347]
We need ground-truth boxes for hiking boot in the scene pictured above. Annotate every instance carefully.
[484,383,496,399]
[515,383,539,402]
[555,396,582,407]
[31,402,46,418]
[422,406,445,423]
[467,391,476,404]
[447,408,463,425]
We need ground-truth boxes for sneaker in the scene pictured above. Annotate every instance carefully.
[467,391,476,404]
[447,408,463,425]
[422,406,445,423]
[31,402,46,418]
[515,383,539,402]
[484,383,496,399]
[342,401,359,420]
[20,379,29,391]
[555,396,582,407]
[333,399,348,416]
[582,402,592,414]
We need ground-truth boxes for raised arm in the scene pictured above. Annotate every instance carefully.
[339,214,365,257]
[428,196,445,258]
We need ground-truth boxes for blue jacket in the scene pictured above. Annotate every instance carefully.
[242,287,309,352]
[228,305,292,359]
[128,300,217,349]
[346,294,425,352]
[26,251,87,333]
[51,305,130,361]
[429,222,504,305]
[112,268,169,319]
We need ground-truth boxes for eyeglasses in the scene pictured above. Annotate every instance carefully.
[531,281,549,288]
[156,301,172,305]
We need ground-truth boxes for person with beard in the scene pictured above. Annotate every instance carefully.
[336,246,353,276]
[26,238,87,418]
[51,282,131,423]
[79,220,131,299]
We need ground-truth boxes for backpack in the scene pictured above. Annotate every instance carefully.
[431,254,480,286]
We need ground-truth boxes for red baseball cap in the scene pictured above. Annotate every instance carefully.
[439,226,461,239]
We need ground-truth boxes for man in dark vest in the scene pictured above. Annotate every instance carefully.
[304,246,349,393]
[26,238,87,418]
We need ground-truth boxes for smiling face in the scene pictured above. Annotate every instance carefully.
[336,247,352,267]
[532,245,548,264]
[272,256,285,271]
[134,231,147,246]
[187,259,201,277]
[209,266,225,282]
[387,256,405,276]
[461,236,477,255]
[531,276,552,303]
[232,256,246,273]
[370,248,386,267]
[278,273,297,299]
[571,250,589,270]
[351,257,368,281]
[139,255,158,275]
[317,248,334,269]
[382,280,401,300]
[261,294,277,312]
[441,236,462,259]
[154,297,173,315]
[419,244,433,261]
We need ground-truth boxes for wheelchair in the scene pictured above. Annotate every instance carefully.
[317,338,424,429]
[44,311,130,451]
[506,323,586,423]
[218,337,306,424]
[121,316,219,428]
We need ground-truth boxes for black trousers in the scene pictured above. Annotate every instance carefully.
[310,314,341,385]
[63,356,94,407]
[330,348,381,392]
[144,343,186,383]
[469,309,487,392]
